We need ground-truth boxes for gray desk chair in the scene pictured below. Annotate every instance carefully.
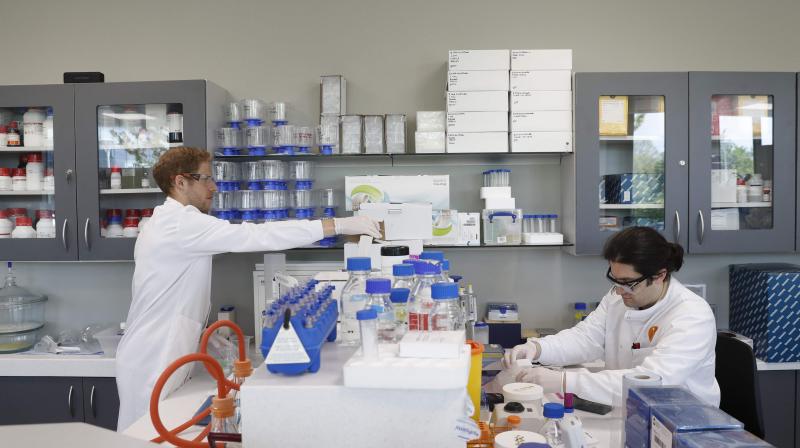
[715,331,765,438]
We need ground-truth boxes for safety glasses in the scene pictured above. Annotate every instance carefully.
[606,267,649,294]
[178,173,215,185]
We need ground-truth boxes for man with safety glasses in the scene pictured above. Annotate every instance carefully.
[503,227,720,407]
[116,147,382,431]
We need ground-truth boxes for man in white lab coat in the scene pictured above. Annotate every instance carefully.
[116,147,381,431]
[503,227,720,406]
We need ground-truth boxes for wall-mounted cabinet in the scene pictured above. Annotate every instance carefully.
[0,80,229,261]
[567,71,797,255]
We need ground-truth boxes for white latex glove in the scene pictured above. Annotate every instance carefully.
[208,332,234,352]
[334,216,382,238]
[502,340,540,369]
[515,366,564,393]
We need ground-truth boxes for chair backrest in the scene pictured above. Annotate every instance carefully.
[715,331,765,438]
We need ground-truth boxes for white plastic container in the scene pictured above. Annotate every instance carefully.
[26,153,43,191]
[139,209,153,231]
[123,218,139,238]
[43,168,55,192]
[110,167,122,189]
[483,209,522,245]
[357,308,379,360]
[0,168,11,191]
[12,169,26,191]
[106,217,124,238]
[0,211,11,238]
[35,211,56,239]
[42,108,54,148]
[11,217,36,238]
[22,108,45,148]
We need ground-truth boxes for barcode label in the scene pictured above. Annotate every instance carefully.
[651,415,673,448]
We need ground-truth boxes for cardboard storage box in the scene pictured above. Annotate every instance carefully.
[357,202,433,241]
[447,70,510,92]
[447,91,509,112]
[424,209,459,246]
[414,131,446,153]
[447,132,509,153]
[457,212,481,246]
[730,263,800,362]
[511,49,573,70]
[446,112,508,133]
[345,175,449,211]
[508,91,572,112]
[507,111,571,131]
[509,70,572,91]
[510,132,572,153]
[448,49,510,70]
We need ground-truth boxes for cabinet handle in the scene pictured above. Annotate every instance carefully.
[65,169,73,183]
[83,218,90,249]
[61,219,68,250]
[697,210,705,245]
[90,385,96,417]
[67,385,74,417]
[673,210,681,243]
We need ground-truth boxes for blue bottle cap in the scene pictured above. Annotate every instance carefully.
[414,262,440,276]
[322,207,336,218]
[441,259,450,271]
[523,214,537,219]
[356,308,377,320]
[390,288,410,303]
[295,180,314,190]
[575,302,587,310]
[294,208,314,219]
[543,403,565,419]
[365,278,391,294]
[393,263,414,277]
[419,251,445,262]
[273,120,288,126]
[109,216,122,224]
[320,145,333,155]
[346,257,371,271]
[431,282,459,300]
[245,119,263,127]
[474,321,488,328]
[247,181,262,191]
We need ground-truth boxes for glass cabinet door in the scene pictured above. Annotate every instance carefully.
[75,81,208,260]
[0,85,77,261]
[575,73,688,254]
[689,73,795,253]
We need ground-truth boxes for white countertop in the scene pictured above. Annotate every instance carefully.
[756,360,800,371]
[0,353,116,377]
[0,422,157,447]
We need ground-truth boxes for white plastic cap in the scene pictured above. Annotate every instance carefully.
[502,382,544,403]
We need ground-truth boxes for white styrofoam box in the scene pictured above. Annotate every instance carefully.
[480,186,512,199]
[510,70,572,91]
[447,91,509,112]
[415,131,446,153]
[511,49,573,70]
[446,132,508,153]
[509,91,572,112]
[484,197,516,209]
[345,175,450,211]
[711,169,737,204]
[344,342,470,389]
[398,330,467,359]
[320,75,346,115]
[425,209,459,246]
[446,112,509,133]
[357,202,433,240]
[510,131,573,153]
[508,110,571,131]
[447,70,510,92]
[343,239,424,269]
[457,212,480,246]
[416,111,446,132]
[523,232,565,245]
[448,49,510,71]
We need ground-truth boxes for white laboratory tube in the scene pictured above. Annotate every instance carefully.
[357,308,379,359]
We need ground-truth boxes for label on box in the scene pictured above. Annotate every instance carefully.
[447,112,508,132]
[511,49,573,70]
[447,71,510,91]
[509,91,572,112]
[447,132,508,153]
[345,175,449,211]
[510,132,572,153]
[651,415,673,448]
[507,110,571,131]
[448,49,510,70]
[426,209,459,245]
[510,70,572,91]
[447,91,509,112]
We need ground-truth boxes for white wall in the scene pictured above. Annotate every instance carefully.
[3,0,800,336]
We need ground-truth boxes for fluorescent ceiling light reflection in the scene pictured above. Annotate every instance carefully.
[101,113,157,120]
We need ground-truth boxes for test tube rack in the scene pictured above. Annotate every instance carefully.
[260,281,338,375]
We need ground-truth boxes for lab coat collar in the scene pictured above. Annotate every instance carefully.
[163,196,201,214]
[622,278,679,322]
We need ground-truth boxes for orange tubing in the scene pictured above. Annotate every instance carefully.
[199,319,247,361]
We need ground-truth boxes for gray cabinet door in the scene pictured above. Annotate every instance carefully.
[0,85,78,261]
[82,377,119,430]
[75,80,207,260]
[688,72,796,253]
[574,73,689,255]
[0,376,84,424]
[758,370,795,448]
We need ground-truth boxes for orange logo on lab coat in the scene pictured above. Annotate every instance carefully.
[648,326,659,342]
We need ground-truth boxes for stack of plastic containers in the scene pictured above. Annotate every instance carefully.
[261,160,288,222]
[289,161,314,220]
[318,188,338,247]
[212,161,239,220]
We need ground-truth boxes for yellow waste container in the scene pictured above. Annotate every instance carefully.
[466,340,484,421]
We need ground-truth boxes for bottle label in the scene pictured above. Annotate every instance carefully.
[408,312,430,331]
[264,322,311,365]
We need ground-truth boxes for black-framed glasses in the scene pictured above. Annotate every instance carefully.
[178,173,215,184]
[606,267,649,294]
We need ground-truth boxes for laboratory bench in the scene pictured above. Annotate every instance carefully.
[0,422,157,447]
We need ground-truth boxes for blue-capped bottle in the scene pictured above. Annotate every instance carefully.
[430,282,463,331]
[339,257,371,345]
[542,402,565,448]
[364,278,395,342]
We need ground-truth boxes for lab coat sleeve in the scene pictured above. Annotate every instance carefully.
[176,209,325,255]
[535,292,610,366]
[564,301,717,406]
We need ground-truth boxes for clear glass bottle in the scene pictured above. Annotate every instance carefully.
[430,282,464,331]
[408,262,441,331]
[391,263,415,290]
[440,259,452,283]
[339,257,371,345]
[209,396,239,434]
[418,250,444,264]
[390,288,410,341]
[542,402,565,448]
[364,278,395,342]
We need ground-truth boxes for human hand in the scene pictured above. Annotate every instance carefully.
[515,366,564,393]
[334,216,382,238]
[503,340,540,369]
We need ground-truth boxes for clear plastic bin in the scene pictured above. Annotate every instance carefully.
[482,209,522,245]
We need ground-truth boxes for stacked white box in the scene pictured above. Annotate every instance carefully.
[415,111,446,153]
[509,49,573,153]
[446,50,510,154]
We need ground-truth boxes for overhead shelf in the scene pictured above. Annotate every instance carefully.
[0,146,54,152]
[214,151,572,159]
[0,190,53,196]
[288,242,573,251]
[100,188,163,195]
[599,203,663,210]
[712,201,772,209]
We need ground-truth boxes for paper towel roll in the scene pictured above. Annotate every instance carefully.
[622,372,662,407]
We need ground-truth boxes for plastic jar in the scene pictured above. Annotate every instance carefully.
[23,108,45,148]
[11,217,36,238]
[381,246,410,275]
[0,168,11,191]
[43,168,55,192]
[6,122,21,146]
[0,125,7,146]
[8,208,27,232]
[106,216,124,238]
[124,209,140,225]
[0,210,12,238]
[123,218,139,238]
[26,153,43,191]
[110,167,122,189]
[35,210,56,239]
[139,208,153,231]
[356,308,379,359]
[12,169,26,191]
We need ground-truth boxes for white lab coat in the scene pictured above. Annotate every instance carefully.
[116,197,323,431]
[535,278,720,407]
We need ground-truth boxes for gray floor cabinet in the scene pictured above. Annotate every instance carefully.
[758,370,796,448]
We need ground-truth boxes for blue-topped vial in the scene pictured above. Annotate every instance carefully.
[224,102,242,128]
[269,101,287,124]
[241,99,267,127]
[294,208,314,220]
[217,127,242,156]
[294,126,313,153]
[245,126,269,156]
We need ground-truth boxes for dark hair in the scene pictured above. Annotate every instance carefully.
[602,227,684,278]
[152,147,212,195]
